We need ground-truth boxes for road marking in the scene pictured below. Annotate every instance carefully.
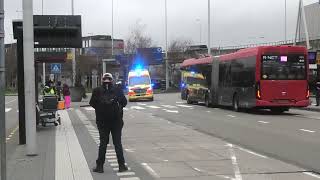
[120,177,140,180]
[236,146,268,159]
[217,175,232,179]
[177,104,193,108]
[123,108,128,111]
[141,163,159,178]
[193,168,202,172]
[130,106,145,110]
[227,144,242,180]
[117,172,136,176]
[162,109,179,113]
[300,129,315,133]
[84,107,95,111]
[5,108,12,113]
[124,148,135,152]
[106,152,116,155]
[110,163,119,167]
[303,172,320,179]
[161,105,177,108]
[108,159,118,163]
[227,115,236,118]
[106,156,117,159]
[137,103,147,106]
[206,111,211,113]
[148,105,161,109]
[176,101,184,104]
[258,121,270,124]
[5,99,16,105]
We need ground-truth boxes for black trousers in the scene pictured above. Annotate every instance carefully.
[316,92,320,106]
[96,124,125,166]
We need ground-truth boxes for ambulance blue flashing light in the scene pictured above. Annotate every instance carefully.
[191,71,195,75]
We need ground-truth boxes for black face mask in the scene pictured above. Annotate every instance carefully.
[103,82,112,90]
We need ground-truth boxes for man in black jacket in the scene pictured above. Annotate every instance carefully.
[89,73,128,173]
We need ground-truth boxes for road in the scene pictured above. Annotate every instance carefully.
[124,93,320,173]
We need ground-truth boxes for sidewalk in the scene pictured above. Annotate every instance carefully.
[297,97,320,112]
[6,103,320,180]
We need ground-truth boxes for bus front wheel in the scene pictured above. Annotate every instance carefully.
[233,95,240,112]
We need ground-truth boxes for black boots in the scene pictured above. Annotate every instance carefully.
[93,163,104,173]
[118,164,128,172]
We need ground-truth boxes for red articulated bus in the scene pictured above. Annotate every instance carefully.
[207,46,310,113]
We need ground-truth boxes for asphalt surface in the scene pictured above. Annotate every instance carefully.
[122,93,320,174]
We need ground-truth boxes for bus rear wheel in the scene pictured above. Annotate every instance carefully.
[233,95,240,112]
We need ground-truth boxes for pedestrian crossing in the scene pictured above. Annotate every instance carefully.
[75,109,140,180]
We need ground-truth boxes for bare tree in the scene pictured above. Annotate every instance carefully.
[125,20,152,54]
[169,38,193,52]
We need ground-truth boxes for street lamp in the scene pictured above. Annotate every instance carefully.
[196,19,202,44]
[208,0,211,55]
[284,0,287,42]
[165,0,169,90]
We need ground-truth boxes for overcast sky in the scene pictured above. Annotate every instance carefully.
[3,0,319,47]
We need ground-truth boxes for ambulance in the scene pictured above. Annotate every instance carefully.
[127,68,154,102]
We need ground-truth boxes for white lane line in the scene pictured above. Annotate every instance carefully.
[5,108,12,113]
[5,99,16,105]
[217,175,232,179]
[258,121,270,124]
[106,156,117,159]
[227,144,242,180]
[206,111,211,113]
[162,109,179,113]
[147,105,161,109]
[193,168,202,172]
[123,108,128,111]
[137,103,147,106]
[108,159,118,163]
[176,101,184,104]
[110,163,119,167]
[84,107,95,111]
[227,115,236,118]
[107,149,115,152]
[56,110,94,180]
[120,177,140,180]
[130,106,145,110]
[300,129,315,133]
[303,172,320,179]
[177,104,193,108]
[106,152,116,155]
[236,146,268,159]
[117,172,136,176]
[161,105,177,108]
[141,163,159,178]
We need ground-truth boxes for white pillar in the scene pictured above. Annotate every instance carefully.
[23,0,37,156]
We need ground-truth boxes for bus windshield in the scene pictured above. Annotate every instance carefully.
[186,77,207,86]
[129,76,150,86]
[261,54,306,80]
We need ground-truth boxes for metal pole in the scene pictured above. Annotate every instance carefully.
[165,0,169,90]
[23,0,37,156]
[285,0,287,42]
[301,0,310,49]
[294,0,302,45]
[71,0,76,86]
[208,0,211,55]
[111,0,114,57]
[0,0,6,177]
[42,0,46,85]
